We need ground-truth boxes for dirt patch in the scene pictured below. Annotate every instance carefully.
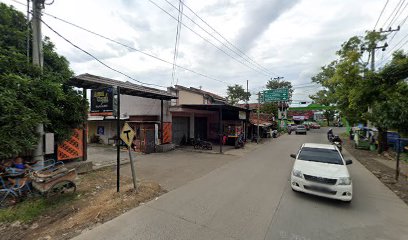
[343,139,408,205]
[0,167,167,240]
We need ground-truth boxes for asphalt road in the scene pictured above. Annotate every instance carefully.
[74,128,408,240]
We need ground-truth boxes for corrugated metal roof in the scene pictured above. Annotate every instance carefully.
[69,73,177,100]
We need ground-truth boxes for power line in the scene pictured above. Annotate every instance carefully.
[382,0,404,29]
[40,19,168,88]
[387,0,406,29]
[8,0,230,85]
[390,0,408,27]
[165,0,277,77]
[147,0,274,78]
[388,12,408,44]
[42,12,229,84]
[171,0,183,86]
[374,0,389,29]
[381,28,408,63]
[380,32,408,64]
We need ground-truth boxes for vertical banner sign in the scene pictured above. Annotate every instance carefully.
[90,87,114,116]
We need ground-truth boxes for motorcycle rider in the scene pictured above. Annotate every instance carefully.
[327,128,334,141]
[332,135,342,144]
[236,132,245,148]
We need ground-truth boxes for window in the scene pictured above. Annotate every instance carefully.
[298,147,343,165]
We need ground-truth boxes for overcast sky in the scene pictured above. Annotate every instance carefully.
[3,0,406,103]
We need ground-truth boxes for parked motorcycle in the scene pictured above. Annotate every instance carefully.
[235,133,245,149]
[192,138,213,150]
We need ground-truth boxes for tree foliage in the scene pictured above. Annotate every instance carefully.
[311,31,408,152]
[226,84,250,105]
[260,78,293,116]
[259,102,278,117]
[309,90,335,126]
[266,78,294,100]
[0,3,88,158]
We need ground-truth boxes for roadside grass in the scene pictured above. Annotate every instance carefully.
[340,132,349,138]
[0,193,77,223]
[403,153,408,163]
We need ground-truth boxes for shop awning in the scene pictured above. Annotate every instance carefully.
[249,119,273,127]
[88,115,129,121]
[69,73,177,100]
[180,104,249,112]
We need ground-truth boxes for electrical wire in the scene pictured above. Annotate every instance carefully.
[374,0,389,29]
[380,32,408,64]
[387,0,406,28]
[388,12,408,44]
[389,0,408,27]
[146,0,275,78]
[8,0,229,85]
[40,19,168,88]
[380,28,408,63]
[382,0,404,29]
[171,0,183,86]
[163,0,278,77]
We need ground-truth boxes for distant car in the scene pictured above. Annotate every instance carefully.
[290,143,353,202]
[310,123,321,129]
[305,123,310,131]
[295,125,307,135]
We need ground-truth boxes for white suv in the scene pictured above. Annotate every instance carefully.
[290,143,353,202]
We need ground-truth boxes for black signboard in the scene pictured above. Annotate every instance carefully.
[90,87,114,116]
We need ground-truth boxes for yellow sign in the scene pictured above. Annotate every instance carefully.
[120,123,135,147]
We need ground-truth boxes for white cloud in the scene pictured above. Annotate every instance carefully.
[1,0,393,101]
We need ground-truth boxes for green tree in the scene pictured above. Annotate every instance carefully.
[266,78,294,100]
[0,3,88,158]
[261,78,293,117]
[368,51,408,152]
[311,31,408,153]
[309,90,335,126]
[259,102,278,117]
[226,84,251,105]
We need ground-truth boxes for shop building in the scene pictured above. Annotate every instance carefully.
[168,85,249,149]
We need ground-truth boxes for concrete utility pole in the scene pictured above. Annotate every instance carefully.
[32,0,45,162]
[244,80,249,141]
[362,27,399,128]
[32,0,44,69]
[257,92,260,144]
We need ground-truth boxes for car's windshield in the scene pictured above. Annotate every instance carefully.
[298,147,343,165]
[297,125,305,128]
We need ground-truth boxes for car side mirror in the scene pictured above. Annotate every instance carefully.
[290,154,296,159]
[346,160,353,165]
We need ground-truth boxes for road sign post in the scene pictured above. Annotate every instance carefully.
[120,122,138,192]
[263,88,289,131]
[263,88,289,102]
[116,86,120,192]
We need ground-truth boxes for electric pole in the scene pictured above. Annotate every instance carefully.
[257,91,260,144]
[245,80,249,141]
[273,76,284,83]
[32,0,45,162]
[361,27,399,128]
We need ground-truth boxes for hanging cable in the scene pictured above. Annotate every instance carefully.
[8,0,230,85]
[174,0,184,86]
[374,0,389,29]
[146,0,275,78]
[162,0,278,77]
[382,0,404,29]
[41,19,168,88]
